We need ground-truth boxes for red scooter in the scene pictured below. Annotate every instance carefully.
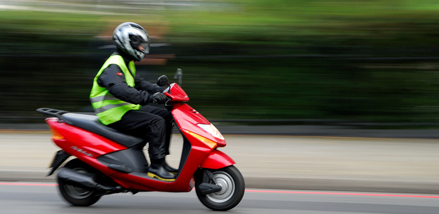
[36,74,245,211]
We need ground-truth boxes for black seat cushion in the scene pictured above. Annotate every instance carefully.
[62,113,144,148]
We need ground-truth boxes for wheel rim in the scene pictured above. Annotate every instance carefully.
[206,171,235,203]
[63,169,93,199]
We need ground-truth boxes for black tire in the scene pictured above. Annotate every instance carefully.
[196,166,245,211]
[57,159,101,206]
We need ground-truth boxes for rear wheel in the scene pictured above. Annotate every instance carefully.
[196,166,245,211]
[57,159,101,206]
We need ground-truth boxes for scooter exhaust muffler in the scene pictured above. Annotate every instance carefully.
[57,167,121,194]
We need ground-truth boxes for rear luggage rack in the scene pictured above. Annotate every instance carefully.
[36,108,73,125]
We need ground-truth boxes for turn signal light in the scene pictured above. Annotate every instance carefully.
[185,131,217,149]
[49,127,64,140]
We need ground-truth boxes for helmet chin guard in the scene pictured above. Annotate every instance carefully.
[113,22,150,61]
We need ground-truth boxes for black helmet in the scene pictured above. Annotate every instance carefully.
[113,22,150,61]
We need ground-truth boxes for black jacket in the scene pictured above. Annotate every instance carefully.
[97,51,165,105]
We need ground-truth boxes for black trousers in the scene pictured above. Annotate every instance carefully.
[108,105,173,160]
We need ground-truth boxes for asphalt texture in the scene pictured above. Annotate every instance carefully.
[2,184,439,214]
[0,130,438,194]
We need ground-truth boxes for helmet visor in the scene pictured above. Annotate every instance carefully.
[139,42,150,54]
[129,34,150,54]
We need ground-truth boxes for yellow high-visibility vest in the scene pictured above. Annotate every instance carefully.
[90,55,140,125]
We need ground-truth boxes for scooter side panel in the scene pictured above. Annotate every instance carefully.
[47,118,127,157]
[201,150,236,170]
[172,103,210,126]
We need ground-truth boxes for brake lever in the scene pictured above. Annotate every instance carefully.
[163,83,171,106]
[162,83,171,94]
[164,96,172,107]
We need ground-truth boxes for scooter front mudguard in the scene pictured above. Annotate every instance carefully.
[200,150,235,170]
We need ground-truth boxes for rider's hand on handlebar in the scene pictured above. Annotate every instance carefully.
[151,92,168,104]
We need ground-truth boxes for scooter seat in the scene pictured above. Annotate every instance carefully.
[62,113,144,148]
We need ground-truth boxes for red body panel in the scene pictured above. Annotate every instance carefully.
[46,118,127,176]
[46,83,234,192]
[47,118,127,156]
[172,103,226,145]
[201,150,236,170]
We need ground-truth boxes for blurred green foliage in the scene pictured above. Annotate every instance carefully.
[1,0,439,124]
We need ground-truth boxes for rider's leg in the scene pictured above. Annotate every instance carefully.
[141,106,177,173]
[144,116,175,180]
[108,110,175,181]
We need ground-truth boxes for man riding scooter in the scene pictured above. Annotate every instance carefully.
[90,22,176,181]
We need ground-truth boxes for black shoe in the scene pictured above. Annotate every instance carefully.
[163,161,178,174]
[148,159,176,182]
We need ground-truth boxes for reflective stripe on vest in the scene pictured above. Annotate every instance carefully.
[89,94,120,103]
[89,55,141,125]
[90,94,133,114]
[93,103,134,114]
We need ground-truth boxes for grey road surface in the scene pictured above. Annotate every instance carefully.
[0,132,438,194]
[0,183,438,214]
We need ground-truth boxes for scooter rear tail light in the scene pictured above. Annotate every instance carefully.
[49,127,64,140]
[185,131,217,149]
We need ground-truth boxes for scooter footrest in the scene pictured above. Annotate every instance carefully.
[108,164,133,173]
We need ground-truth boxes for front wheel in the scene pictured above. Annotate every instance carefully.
[196,166,245,211]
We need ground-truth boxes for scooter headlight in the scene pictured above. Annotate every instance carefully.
[197,123,224,140]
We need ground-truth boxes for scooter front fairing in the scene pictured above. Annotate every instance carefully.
[165,83,235,169]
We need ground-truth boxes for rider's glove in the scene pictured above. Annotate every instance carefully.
[150,92,167,104]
